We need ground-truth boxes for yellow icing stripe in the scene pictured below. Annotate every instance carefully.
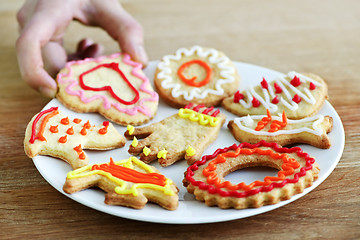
[186,145,196,157]
[66,157,175,196]
[178,108,220,127]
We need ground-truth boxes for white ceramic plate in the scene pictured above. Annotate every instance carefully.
[32,61,345,224]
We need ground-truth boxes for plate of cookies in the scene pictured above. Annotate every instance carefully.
[26,46,344,224]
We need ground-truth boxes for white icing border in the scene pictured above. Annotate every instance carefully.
[233,114,326,136]
[156,46,236,100]
[239,71,322,112]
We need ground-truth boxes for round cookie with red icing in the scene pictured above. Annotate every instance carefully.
[183,141,320,209]
[222,72,328,119]
[56,53,159,126]
[154,46,241,108]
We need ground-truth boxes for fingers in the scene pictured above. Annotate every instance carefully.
[82,0,148,66]
[16,2,72,98]
[124,124,155,139]
[68,38,104,61]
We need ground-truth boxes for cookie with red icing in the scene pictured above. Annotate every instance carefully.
[154,46,240,108]
[124,103,226,167]
[24,107,125,169]
[183,141,320,209]
[56,53,158,126]
[228,109,333,149]
[222,72,328,119]
[63,157,179,210]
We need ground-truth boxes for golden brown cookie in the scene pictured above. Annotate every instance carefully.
[154,46,240,108]
[183,141,320,209]
[222,72,328,119]
[24,107,125,169]
[63,157,179,210]
[56,53,158,126]
[228,109,333,148]
[124,103,226,167]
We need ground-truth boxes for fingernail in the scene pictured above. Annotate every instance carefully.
[39,86,56,98]
[135,45,148,66]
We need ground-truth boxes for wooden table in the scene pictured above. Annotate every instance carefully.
[1,0,359,239]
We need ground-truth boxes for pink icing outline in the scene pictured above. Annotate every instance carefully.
[57,53,158,117]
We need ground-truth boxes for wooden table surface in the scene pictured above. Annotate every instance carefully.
[1,0,359,239]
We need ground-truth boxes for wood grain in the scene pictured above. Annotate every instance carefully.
[1,0,359,239]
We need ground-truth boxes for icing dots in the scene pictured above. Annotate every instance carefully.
[235,71,322,112]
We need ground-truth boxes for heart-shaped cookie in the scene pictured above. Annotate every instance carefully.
[56,53,158,126]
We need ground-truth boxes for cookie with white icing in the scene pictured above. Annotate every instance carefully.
[228,109,333,149]
[154,46,240,108]
[24,107,126,169]
[56,53,159,126]
[222,72,328,119]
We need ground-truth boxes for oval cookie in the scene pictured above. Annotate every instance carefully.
[154,46,241,108]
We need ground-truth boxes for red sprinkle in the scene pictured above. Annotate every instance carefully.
[292,94,302,103]
[290,76,301,87]
[103,121,110,127]
[272,96,279,104]
[274,83,282,94]
[234,91,244,103]
[309,82,316,90]
[261,78,268,89]
[252,97,260,107]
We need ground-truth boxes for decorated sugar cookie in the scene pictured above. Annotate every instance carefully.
[63,157,179,210]
[228,109,333,148]
[56,53,159,126]
[24,107,125,169]
[222,72,328,119]
[154,46,240,108]
[183,141,320,209]
[124,103,226,167]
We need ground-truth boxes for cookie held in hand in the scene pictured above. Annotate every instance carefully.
[222,72,328,119]
[125,103,226,167]
[24,107,125,169]
[228,109,333,148]
[183,141,320,209]
[154,46,240,108]
[63,157,179,210]
[56,53,158,126]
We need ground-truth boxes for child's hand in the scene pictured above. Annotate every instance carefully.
[16,0,148,98]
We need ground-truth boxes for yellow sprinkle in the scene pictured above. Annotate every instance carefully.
[157,149,168,159]
[127,125,134,135]
[143,146,151,156]
[186,145,196,157]
[131,137,138,147]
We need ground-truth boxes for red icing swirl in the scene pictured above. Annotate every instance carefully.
[185,141,316,198]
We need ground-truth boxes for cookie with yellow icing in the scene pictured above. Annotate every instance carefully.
[63,157,179,210]
[228,110,333,149]
[24,107,125,169]
[154,46,240,108]
[124,103,226,167]
[56,53,158,126]
[222,72,328,119]
[183,141,320,209]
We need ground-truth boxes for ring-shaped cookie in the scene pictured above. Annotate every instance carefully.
[183,140,319,209]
